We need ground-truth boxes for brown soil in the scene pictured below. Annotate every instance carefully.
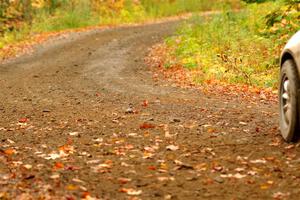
[0,20,299,200]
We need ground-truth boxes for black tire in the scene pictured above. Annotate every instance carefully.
[279,59,300,142]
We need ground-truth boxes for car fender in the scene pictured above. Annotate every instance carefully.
[281,31,300,77]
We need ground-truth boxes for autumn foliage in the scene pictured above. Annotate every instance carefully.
[0,0,129,35]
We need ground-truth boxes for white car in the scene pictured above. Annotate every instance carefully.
[280,31,300,142]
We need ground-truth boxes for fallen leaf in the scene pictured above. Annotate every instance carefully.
[166,145,179,151]
[4,148,15,156]
[120,188,142,196]
[50,174,60,179]
[250,159,266,164]
[45,153,61,160]
[220,173,247,179]
[66,184,78,191]
[285,145,295,150]
[195,163,207,171]
[87,160,101,164]
[157,177,175,182]
[234,167,245,172]
[260,185,269,190]
[160,163,169,170]
[273,192,290,199]
[142,100,148,107]
[140,123,155,129]
[72,178,85,183]
[118,178,132,184]
[53,162,64,170]
[148,166,156,170]
[144,146,155,152]
[97,163,111,169]
[212,165,223,172]
[69,132,79,136]
[19,118,28,123]
[174,160,194,170]
[207,128,215,133]
[267,180,274,185]
[23,164,32,170]
[7,139,15,144]
[143,152,154,159]
[95,92,101,97]
[247,171,258,176]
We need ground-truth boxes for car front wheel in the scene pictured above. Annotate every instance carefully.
[279,59,300,142]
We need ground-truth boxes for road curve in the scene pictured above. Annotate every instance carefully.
[0,21,299,200]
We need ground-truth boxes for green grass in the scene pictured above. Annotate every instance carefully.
[32,2,99,32]
[0,1,100,50]
[140,0,240,17]
[164,1,285,89]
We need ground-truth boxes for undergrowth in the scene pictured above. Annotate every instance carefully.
[164,1,288,89]
[0,0,239,53]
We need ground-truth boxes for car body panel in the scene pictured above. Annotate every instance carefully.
[279,31,300,141]
[281,31,300,75]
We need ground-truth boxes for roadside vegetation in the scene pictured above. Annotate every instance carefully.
[0,0,238,59]
[2,0,299,90]
[159,0,300,89]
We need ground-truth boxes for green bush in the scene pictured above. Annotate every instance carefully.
[0,0,239,52]
[164,2,281,88]
[263,0,300,50]
[32,1,98,31]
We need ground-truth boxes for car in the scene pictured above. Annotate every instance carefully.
[279,31,300,142]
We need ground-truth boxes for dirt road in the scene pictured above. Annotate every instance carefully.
[0,21,299,200]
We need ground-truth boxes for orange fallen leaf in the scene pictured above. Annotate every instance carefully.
[59,144,74,153]
[95,92,101,97]
[19,118,28,123]
[119,188,142,196]
[148,166,156,170]
[53,162,64,170]
[265,157,276,162]
[4,149,15,156]
[118,178,132,184]
[142,100,148,107]
[260,185,269,190]
[105,160,113,165]
[160,163,168,170]
[207,128,215,133]
[140,123,155,129]
[125,144,134,150]
[66,184,77,191]
[204,178,214,185]
[81,192,91,198]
